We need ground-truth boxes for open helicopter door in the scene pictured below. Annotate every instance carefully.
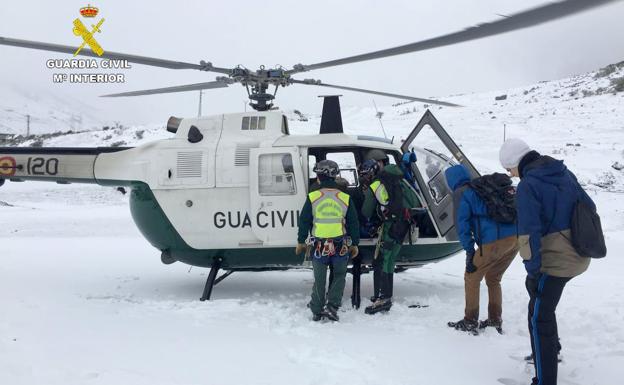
[249,147,305,246]
[401,110,480,240]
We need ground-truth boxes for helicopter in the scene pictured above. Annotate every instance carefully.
[0,0,618,305]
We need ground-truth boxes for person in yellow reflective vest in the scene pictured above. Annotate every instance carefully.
[296,160,360,321]
[361,152,421,314]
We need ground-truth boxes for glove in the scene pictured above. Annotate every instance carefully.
[525,273,544,296]
[349,245,359,258]
[523,260,541,279]
[295,243,307,255]
[465,251,477,273]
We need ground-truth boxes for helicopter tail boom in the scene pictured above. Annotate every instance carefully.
[0,146,132,185]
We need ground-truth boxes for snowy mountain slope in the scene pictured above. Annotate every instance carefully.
[5,61,624,193]
[290,62,624,192]
[0,83,106,135]
[1,63,624,385]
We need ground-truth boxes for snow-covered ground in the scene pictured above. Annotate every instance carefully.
[1,64,624,385]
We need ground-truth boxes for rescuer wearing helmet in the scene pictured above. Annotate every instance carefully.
[361,149,420,314]
[296,160,360,321]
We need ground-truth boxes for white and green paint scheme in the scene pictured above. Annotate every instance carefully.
[0,110,479,271]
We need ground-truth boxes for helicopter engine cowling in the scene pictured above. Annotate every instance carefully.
[167,116,182,133]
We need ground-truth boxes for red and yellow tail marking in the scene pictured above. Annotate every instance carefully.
[0,156,17,177]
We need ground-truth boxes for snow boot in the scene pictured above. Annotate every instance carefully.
[365,298,393,314]
[322,305,339,322]
[479,318,503,334]
[448,318,479,335]
[367,271,393,314]
[312,313,324,322]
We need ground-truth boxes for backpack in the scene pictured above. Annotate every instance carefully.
[469,173,517,224]
[378,169,412,243]
[569,181,607,258]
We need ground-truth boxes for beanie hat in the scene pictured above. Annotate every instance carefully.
[499,138,531,169]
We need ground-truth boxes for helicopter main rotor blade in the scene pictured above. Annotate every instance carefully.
[289,0,620,74]
[101,80,233,97]
[0,36,231,74]
[290,79,460,107]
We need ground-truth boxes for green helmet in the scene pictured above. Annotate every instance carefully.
[364,149,389,162]
[313,160,340,178]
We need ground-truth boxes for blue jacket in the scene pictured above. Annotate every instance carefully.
[517,156,595,277]
[445,165,517,255]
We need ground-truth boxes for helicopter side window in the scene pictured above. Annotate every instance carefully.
[281,115,290,135]
[308,154,318,190]
[258,153,296,195]
[242,116,266,131]
[308,155,317,179]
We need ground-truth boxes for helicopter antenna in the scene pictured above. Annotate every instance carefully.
[198,89,203,117]
[372,100,388,139]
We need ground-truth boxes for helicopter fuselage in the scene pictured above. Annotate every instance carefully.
[0,110,465,270]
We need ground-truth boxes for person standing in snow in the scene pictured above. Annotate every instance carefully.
[296,160,360,322]
[499,138,594,385]
[360,150,420,314]
[444,164,519,334]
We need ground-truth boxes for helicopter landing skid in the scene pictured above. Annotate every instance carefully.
[200,257,234,301]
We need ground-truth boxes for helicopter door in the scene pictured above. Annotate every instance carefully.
[400,110,480,239]
[249,147,305,246]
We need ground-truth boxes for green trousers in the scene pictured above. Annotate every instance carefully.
[310,259,348,315]
[380,222,402,274]
[371,222,402,299]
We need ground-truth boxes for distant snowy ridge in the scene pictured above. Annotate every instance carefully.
[1,122,166,148]
[0,83,106,136]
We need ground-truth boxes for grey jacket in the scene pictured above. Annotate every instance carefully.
[518,229,590,277]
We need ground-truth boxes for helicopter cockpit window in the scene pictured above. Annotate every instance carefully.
[413,149,451,205]
[242,116,266,131]
[258,153,296,195]
[325,152,358,187]
[428,170,451,204]
[339,169,358,187]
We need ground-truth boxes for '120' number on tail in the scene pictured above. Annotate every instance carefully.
[27,157,59,176]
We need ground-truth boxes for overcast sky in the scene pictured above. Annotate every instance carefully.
[1,0,623,126]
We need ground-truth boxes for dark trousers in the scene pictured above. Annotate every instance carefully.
[310,258,348,315]
[372,257,393,300]
[526,274,571,385]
